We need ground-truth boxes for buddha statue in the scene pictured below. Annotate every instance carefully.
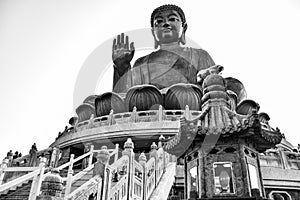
[112,4,215,93]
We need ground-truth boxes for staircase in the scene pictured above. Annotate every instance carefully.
[148,162,176,200]
[70,168,94,193]
[0,139,177,200]
[0,181,32,200]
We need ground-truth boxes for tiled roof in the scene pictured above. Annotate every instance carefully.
[164,99,283,155]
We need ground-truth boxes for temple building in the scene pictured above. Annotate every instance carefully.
[0,4,300,200]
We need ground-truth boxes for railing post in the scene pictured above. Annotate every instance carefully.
[64,154,74,199]
[88,145,94,167]
[130,107,137,122]
[158,105,163,121]
[184,105,191,120]
[150,142,158,186]
[139,153,147,200]
[29,157,47,200]
[114,144,119,163]
[122,138,135,199]
[93,146,110,200]
[88,114,94,128]
[0,158,9,185]
[159,135,166,172]
[108,110,115,125]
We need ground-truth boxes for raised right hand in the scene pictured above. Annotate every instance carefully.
[112,33,135,69]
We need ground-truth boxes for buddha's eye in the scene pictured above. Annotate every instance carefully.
[155,19,163,26]
[169,17,177,22]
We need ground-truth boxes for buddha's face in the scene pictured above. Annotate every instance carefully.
[152,10,184,45]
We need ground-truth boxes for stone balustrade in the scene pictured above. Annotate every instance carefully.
[259,149,300,170]
[74,106,202,133]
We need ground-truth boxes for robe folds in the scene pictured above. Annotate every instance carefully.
[113,47,215,93]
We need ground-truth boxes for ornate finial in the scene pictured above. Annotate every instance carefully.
[124,138,134,149]
[151,142,158,150]
[139,153,147,163]
[159,135,165,141]
[133,107,137,112]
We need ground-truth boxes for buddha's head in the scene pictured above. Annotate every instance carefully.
[151,4,187,49]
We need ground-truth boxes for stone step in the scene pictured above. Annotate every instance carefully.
[0,181,31,200]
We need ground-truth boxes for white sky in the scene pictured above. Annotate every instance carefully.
[0,0,300,158]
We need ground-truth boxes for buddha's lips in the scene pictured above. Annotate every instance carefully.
[162,28,172,32]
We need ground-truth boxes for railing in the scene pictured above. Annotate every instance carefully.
[259,150,283,168]
[58,143,119,200]
[97,138,173,200]
[284,151,300,170]
[0,138,174,200]
[0,157,47,200]
[259,149,300,170]
[61,145,97,200]
[75,106,202,132]
[145,157,156,200]
[106,156,130,200]
[67,175,102,200]
[6,147,53,168]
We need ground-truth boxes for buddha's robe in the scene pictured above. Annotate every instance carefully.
[113,47,215,93]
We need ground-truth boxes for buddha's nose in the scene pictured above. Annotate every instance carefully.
[162,22,171,28]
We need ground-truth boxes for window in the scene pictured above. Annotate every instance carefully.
[213,162,235,195]
[269,191,292,200]
[248,164,259,190]
[187,166,198,198]
[187,159,199,199]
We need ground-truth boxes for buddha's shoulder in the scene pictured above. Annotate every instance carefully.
[134,55,148,65]
[185,47,209,55]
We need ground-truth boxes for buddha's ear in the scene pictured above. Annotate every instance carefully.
[180,23,188,45]
[151,28,159,49]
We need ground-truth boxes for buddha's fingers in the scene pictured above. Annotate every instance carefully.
[117,34,120,45]
[125,36,129,50]
[121,33,125,44]
[120,33,125,48]
[112,38,117,51]
[130,42,135,51]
